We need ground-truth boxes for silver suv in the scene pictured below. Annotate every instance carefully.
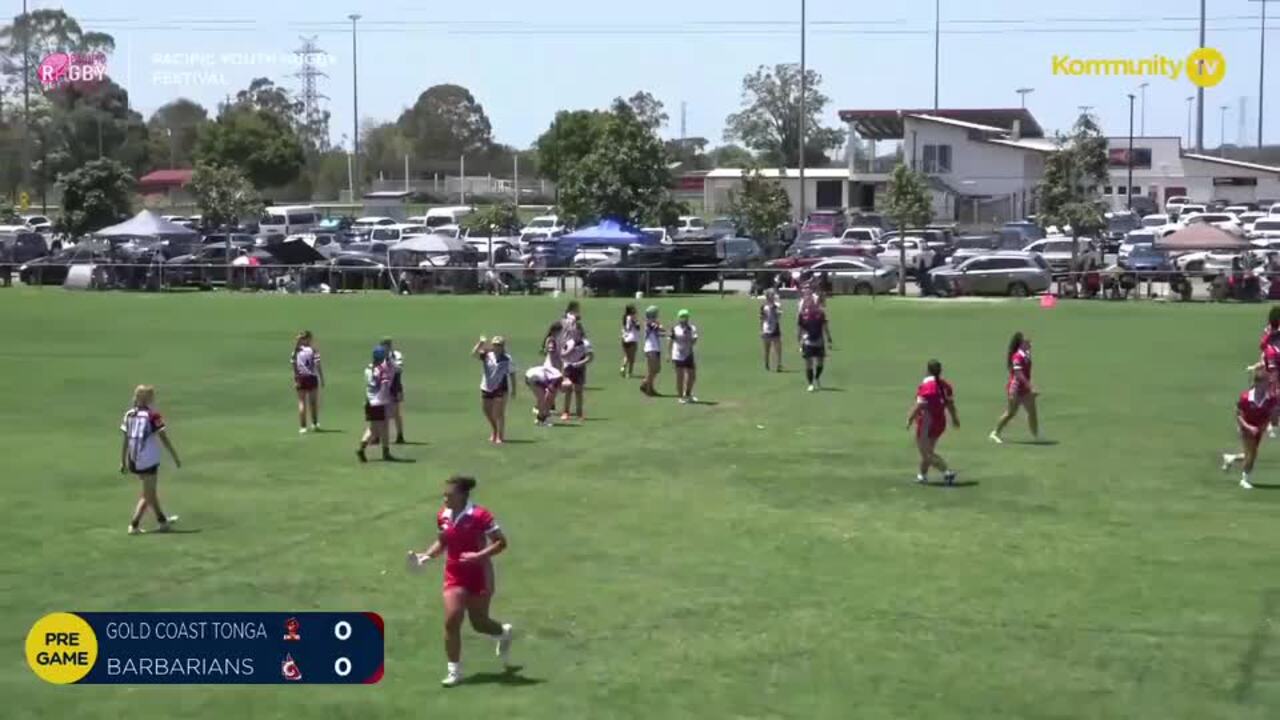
[928,252,1052,297]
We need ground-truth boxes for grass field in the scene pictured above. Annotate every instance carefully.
[3,290,1279,719]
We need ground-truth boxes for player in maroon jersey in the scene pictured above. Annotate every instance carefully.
[291,331,323,433]
[1223,366,1277,489]
[407,475,516,687]
[907,360,960,486]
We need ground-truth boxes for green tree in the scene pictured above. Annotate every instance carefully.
[0,9,114,98]
[462,202,522,262]
[533,109,608,184]
[707,144,755,168]
[728,164,791,254]
[56,157,132,237]
[665,137,710,171]
[557,100,675,228]
[724,63,845,167]
[396,84,493,162]
[189,163,263,230]
[1036,113,1108,291]
[147,98,209,169]
[884,163,933,296]
[618,90,667,132]
[195,105,305,190]
[45,78,149,175]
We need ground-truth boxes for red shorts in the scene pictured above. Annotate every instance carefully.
[1007,381,1031,399]
[443,562,493,596]
[916,417,945,440]
[296,374,319,392]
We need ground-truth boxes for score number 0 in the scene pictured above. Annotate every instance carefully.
[334,621,352,677]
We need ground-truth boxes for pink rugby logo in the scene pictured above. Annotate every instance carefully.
[38,52,108,89]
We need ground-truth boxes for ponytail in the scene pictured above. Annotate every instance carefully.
[927,359,942,378]
[1006,332,1024,371]
[542,321,563,352]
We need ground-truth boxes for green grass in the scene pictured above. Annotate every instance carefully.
[3,290,1280,719]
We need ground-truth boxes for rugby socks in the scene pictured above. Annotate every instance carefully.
[815,363,825,381]
[805,367,814,383]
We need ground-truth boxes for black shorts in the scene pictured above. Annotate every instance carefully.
[564,365,587,386]
[365,403,387,422]
[128,460,159,476]
[481,386,509,400]
[763,329,781,340]
[673,355,696,370]
[390,375,404,402]
[622,341,638,351]
[802,344,826,360]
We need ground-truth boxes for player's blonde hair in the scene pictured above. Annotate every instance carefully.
[132,384,155,407]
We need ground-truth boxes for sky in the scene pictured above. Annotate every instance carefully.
[51,0,1280,152]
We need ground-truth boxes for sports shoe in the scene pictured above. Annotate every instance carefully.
[916,474,928,485]
[1222,453,1235,472]
[299,427,308,434]
[619,366,626,377]
[678,397,690,405]
[156,515,179,533]
[560,412,571,421]
[806,384,815,393]
[1241,477,1255,490]
[988,432,1003,445]
[441,669,463,687]
[127,524,144,535]
[496,623,515,667]
[356,448,367,463]
[688,397,698,404]
[311,424,320,432]
[944,471,957,486]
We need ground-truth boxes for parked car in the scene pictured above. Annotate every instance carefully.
[1248,218,1280,242]
[1024,237,1101,276]
[582,245,672,296]
[518,229,565,252]
[164,241,254,287]
[283,233,345,259]
[848,212,888,230]
[948,234,1004,266]
[1000,220,1046,243]
[18,245,110,285]
[1239,211,1268,234]
[798,257,898,295]
[344,241,390,256]
[839,227,882,244]
[878,236,935,276]
[675,215,707,239]
[325,252,392,291]
[201,232,256,246]
[351,216,397,236]
[706,217,738,240]
[1270,202,1280,216]
[1118,231,1158,261]
[801,210,847,238]
[519,214,562,235]
[1103,211,1142,253]
[717,236,765,278]
[642,227,673,245]
[1182,212,1243,233]
[929,253,1052,297]
[1165,195,1191,216]
[1178,204,1208,220]
[369,224,429,243]
[19,214,53,232]
[1225,205,1253,218]
[1116,247,1187,295]
[1141,213,1170,228]
[765,244,878,271]
[1174,250,1238,278]
[0,230,49,264]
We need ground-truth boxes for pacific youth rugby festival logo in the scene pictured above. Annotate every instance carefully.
[37,52,108,90]
[1051,47,1226,88]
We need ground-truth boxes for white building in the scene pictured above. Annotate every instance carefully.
[700,107,1280,225]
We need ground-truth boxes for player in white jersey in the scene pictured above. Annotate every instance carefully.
[640,305,665,397]
[291,330,324,433]
[759,290,783,372]
[474,336,517,444]
[620,304,640,378]
[670,309,700,404]
[358,346,397,463]
[381,337,407,444]
[119,385,183,535]
[560,325,595,421]
[525,364,563,426]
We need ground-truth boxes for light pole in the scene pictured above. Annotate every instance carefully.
[797,0,806,223]
[348,13,361,202]
[1016,87,1034,108]
[1250,0,1275,147]
[1126,94,1135,211]
[1185,96,1195,147]
[1196,0,1206,152]
[1219,104,1229,156]
[21,0,30,194]
[1137,82,1149,136]
[933,0,941,111]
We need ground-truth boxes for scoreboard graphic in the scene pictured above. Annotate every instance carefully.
[26,612,384,685]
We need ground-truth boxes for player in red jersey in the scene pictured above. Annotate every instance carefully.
[291,330,324,433]
[906,360,960,486]
[1222,366,1276,489]
[1258,306,1280,351]
[407,475,515,687]
[990,331,1039,443]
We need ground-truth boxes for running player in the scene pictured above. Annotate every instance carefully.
[1223,366,1276,489]
[797,302,832,392]
[760,289,783,372]
[990,332,1039,443]
[524,364,563,427]
[381,337,406,444]
[620,304,640,378]
[358,346,396,462]
[292,330,323,433]
[474,336,516,444]
[640,306,665,397]
[560,325,594,420]
[670,309,699,404]
[120,385,183,534]
[906,360,960,486]
[407,475,515,687]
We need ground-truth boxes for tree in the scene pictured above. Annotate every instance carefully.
[56,157,132,237]
[727,164,791,255]
[708,144,755,168]
[190,163,262,230]
[147,98,208,169]
[724,63,845,167]
[884,163,932,296]
[533,109,608,184]
[665,137,710,171]
[45,77,149,175]
[557,100,676,227]
[618,91,667,132]
[195,106,305,190]
[396,84,493,163]
[462,202,522,263]
[1036,113,1108,292]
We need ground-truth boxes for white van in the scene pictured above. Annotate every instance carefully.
[260,206,320,236]
[1270,202,1280,216]
[369,224,429,243]
[422,206,473,229]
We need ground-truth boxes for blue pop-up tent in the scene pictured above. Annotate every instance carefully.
[560,219,652,248]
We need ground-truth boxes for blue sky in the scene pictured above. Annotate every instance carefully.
[56,0,1279,150]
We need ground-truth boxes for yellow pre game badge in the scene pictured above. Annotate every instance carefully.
[27,613,98,684]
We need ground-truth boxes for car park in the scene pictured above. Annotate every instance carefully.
[1000,220,1045,243]
[1182,212,1243,233]
[675,216,707,238]
[878,236,935,276]
[801,210,847,238]
[798,257,898,295]
[0,230,49,264]
[1103,212,1142,253]
[929,253,1052,297]
[1249,218,1280,242]
[1024,237,1101,276]
[839,227,882,244]
[369,224,429,243]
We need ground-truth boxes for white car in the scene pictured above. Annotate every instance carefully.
[1119,231,1159,261]
[1140,214,1170,229]
[1175,250,1239,275]
[1249,218,1280,242]
[675,216,706,238]
[1225,205,1252,218]
[1178,204,1208,221]
[1165,196,1191,216]
[572,247,622,267]
[879,236,935,274]
[352,216,396,235]
[369,224,429,243]
[800,257,899,295]
[520,214,563,235]
[839,227,882,244]
[1240,211,1268,233]
[1024,236,1101,274]
[642,227,673,245]
[1270,202,1280,216]
[19,214,51,232]
[1182,212,1242,233]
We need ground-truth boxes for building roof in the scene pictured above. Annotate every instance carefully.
[838,108,1044,140]
[704,168,853,180]
[982,137,1058,153]
[137,169,194,188]
[906,114,1009,135]
[1180,153,1280,175]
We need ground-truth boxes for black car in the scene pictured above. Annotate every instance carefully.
[583,245,673,296]
[1103,213,1142,253]
[706,217,738,240]
[164,242,255,287]
[201,233,256,246]
[324,252,392,291]
[19,246,109,285]
[0,231,49,264]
